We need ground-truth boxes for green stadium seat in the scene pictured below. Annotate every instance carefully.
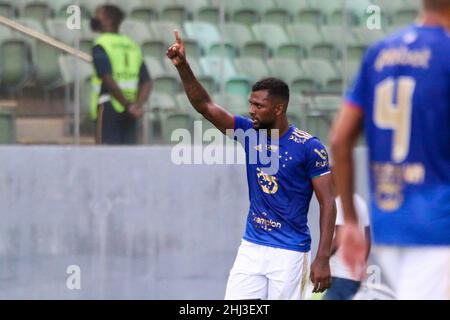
[149,92,178,112]
[297,9,325,27]
[0,109,16,144]
[221,22,270,58]
[299,58,340,93]
[286,23,323,51]
[209,43,238,59]
[313,95,342,113]
[393,8,419,26]
[161,111,195,144]
[251,23,297,54]
[129,6,158,22]
[234,57,270,83]
[144,56,180,95]
[46,18,83,46]
[275,43,306,60]
[277,0,325,26]
[199,56,238,84]
[149,21,202,58]
[52,1,91,19]
[0,23,13,42]
[320,25,358,50]
[286,23,337,60]
[337,60,361,83]
[352,27,385,46]
[372,0,405,14]
[163,56,217,94]
[184,21,221,52]
[58,54,93,110]
[146,92,178,142]
[160,3,190,26]
[20,1,54,24]
[266,57,303,84]
[306,114,331,144]
[287,93,310,128]
[227,0,276,26]
[196,5,221,26]
[0,38,31,92]
[225,79,251,97]
[263,7,292,25]
[213,93,248,115]
[327,9,359,26]
[119,19,153,45]
[347,43,368,62]
[141,39,166,61]
[0,1,16,17]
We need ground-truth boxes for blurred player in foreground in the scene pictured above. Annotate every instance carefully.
[331,0,450,299]
[167,31,336,299]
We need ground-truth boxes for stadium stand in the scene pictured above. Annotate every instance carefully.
[0,0,419,144]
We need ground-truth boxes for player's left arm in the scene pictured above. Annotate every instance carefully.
[310,172,336,293]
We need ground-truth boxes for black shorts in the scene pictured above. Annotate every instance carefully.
[97,102,138,145]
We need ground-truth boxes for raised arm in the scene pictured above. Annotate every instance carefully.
[166,30,234,134]
[310,173,336,293]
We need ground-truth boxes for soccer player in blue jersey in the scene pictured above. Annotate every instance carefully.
[330,0,450,300]
[167,31,336,300]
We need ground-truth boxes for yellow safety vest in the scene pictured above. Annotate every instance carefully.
[90,33,142,120]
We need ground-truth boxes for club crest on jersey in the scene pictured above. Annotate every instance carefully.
[256,168,279,194]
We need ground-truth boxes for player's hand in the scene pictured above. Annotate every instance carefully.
[339,222,367,280]
[127,103,144,119]
[310,256,331,293]
[166,30,186,67]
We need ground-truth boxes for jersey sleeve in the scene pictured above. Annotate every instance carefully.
[139,62,151,84]
[345,50,372,111]
[232,115,254,147]
[234,115,253,131]
[304,138,331,179]
[92,45,112,78]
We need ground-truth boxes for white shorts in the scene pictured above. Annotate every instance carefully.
[375,246,450,300]
[225,240,310,300]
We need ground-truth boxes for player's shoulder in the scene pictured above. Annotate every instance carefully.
[287,127,315,145]
[368,24,450,56]
[287,127,327,154]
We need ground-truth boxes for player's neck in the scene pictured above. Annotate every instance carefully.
[272,117,290,138]
[418,11,450,31]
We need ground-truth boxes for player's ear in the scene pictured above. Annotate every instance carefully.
[275,103,284,116]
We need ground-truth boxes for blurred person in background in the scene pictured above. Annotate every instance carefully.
[90,5,152,144]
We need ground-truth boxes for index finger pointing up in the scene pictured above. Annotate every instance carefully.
[174,29,182,44]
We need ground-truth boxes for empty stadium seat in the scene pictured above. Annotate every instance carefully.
[234,57,270,83]
[251,23,298,54]
[0,38,31,92]
[144,56,180,95]
[184,21,221,52]
[119,19,153,45]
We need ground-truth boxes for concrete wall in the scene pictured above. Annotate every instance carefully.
[0,146,368,299]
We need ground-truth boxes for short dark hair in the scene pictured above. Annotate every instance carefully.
[423,0,450,10]
[102,5,125,27]
[252,77,290,103]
